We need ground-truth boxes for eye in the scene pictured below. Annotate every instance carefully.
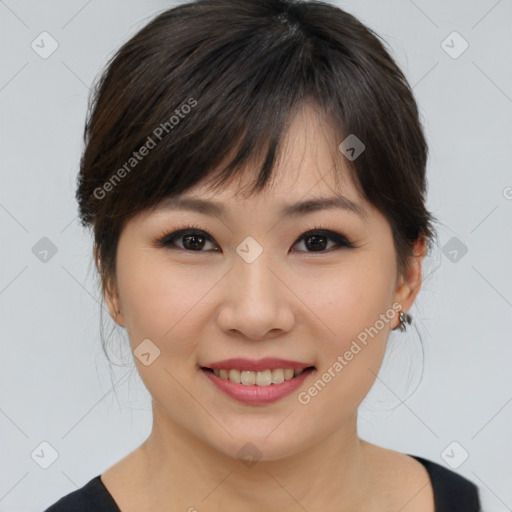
[154,223,356,254]
[292,227,355,253]
[155,225,218,252]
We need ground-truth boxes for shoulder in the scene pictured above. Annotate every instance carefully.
[43,475,121,512]
[409,454,481,511]
[362,442,435,511]
[361,441,481,512]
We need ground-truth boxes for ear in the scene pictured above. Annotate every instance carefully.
[393,236,427,329]
[94,244,125,327]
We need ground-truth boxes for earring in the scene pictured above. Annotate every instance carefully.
[395,310,412,333]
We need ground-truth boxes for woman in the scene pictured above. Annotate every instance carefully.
[44,0,481,510]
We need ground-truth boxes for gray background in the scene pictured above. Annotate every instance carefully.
[1,0,511,510]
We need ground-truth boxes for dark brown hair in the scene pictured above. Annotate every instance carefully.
[77,0,436,309]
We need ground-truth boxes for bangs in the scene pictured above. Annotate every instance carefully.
[80,5,360,221]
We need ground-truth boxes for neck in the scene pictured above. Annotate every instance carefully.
[138,401,377,511]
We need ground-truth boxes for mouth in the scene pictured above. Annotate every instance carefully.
[200,364,316,405]
[200,366,316,386]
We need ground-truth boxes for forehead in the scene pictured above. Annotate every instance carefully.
[161,104,367,215]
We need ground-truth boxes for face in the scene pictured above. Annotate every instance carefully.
[106,105,423,462]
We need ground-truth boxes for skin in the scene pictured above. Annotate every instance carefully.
[100,105,432,511]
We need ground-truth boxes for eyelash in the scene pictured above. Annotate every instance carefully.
[153,222,356,253]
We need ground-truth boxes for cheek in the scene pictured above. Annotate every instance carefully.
[116,248,218,353]
[308,246,397,400]
[313,251,396,343]
[115,250,218,409]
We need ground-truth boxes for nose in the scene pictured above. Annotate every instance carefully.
[216,250,295,341]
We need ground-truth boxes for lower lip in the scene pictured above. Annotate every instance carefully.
[201,367,315,405]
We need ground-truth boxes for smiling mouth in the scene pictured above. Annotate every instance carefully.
[200,366,316,386]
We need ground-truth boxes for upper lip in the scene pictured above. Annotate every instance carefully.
[201,358,315,372]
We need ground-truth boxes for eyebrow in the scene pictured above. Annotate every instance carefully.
[161,194,367,220]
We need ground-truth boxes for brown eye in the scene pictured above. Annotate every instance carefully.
[292,229,354,253]
[158,229,217,252]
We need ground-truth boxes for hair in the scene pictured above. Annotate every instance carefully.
[76,0,437,334]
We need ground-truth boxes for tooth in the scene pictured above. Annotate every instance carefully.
[256,369,272,386]
[271,368,285,384]
[241,370,256,385]
[284,369,294,381]
[228,369,241,383]
[213,368,307,385]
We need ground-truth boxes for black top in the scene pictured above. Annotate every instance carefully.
[43,454,481,511]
